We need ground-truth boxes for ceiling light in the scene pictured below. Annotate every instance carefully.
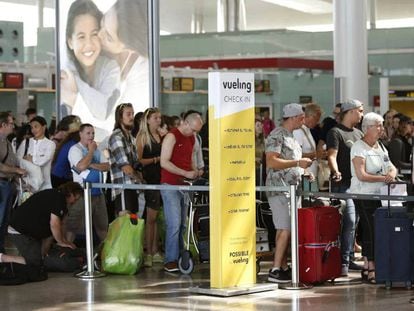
[287,24,333,32]
[160,30,171,35]
[260,0,332,14]
[376,18,414,29]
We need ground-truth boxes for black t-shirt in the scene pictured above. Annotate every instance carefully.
[142,135,161,184]
[326,124,363,187]
[199,123,209,149]
[388,135,412,170]
[10,189,68,240]
[319,116,337,142]
[311,124,321,145]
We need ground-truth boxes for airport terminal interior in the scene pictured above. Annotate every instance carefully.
[3,256,414,311]
[1,0,414,310]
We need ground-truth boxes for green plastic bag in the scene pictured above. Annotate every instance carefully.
[101,214,145,275]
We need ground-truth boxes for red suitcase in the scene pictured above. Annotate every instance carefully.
[298,206,341,284]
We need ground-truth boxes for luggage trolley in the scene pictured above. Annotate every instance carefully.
[178,177,209,274]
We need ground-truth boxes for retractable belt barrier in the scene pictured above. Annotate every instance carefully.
[80,182,413,285]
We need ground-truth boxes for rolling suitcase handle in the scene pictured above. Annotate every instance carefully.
[385,181,408,218]
[301,175,312,207]
[301,175,323,207]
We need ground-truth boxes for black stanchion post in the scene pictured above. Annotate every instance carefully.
[76,181,105,279]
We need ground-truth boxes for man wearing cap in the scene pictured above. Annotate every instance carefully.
[326,99,364,276]
[265,103,313,283]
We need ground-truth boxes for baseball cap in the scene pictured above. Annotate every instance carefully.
[340,99,363,112]
[282,103,304,118]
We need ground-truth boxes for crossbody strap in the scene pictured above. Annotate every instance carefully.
[300,126,316,152]
[23,138,30,157]
[1,141,9,164]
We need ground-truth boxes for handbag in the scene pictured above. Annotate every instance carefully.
[17,178,33,206]
[19,159,43,192]
[101,214,145,275]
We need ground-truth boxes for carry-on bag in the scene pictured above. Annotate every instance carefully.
[0,262,47,285]
[256,201,276,249]
[196,204,210,262]
[101,213,145,275]
[375,182,414,288]
[298,179,342,284]
[44,245,86,272]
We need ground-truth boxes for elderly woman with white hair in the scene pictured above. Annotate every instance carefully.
[349,112,397,284]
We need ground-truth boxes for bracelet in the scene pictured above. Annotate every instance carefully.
[296,160,300,167]
[153,157,156,164]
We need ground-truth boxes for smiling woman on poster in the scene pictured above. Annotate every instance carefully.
[60,0,150,142]
[98,0,150,115]
[61,0,121,140]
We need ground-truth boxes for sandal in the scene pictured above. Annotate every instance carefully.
[361,268,368,281]
[367,269,376,284]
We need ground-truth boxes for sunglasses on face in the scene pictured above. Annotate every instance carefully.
[118,103,132,110]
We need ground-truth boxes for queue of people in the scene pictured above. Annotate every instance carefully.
[0,97,412,286]
[0,103,206,279]
[264,100,414,285]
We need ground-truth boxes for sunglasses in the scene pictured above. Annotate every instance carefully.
[118,103,132,110]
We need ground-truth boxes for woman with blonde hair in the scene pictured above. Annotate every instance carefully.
[136,107,163,267]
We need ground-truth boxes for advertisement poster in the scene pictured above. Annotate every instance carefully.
[208,72,256,288]
[58,0,150,141]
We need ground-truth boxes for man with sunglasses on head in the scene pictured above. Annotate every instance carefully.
[266,103,313,283]
[108,103,142,215]
[0,112,26,253]
[160,111,203,272]
[326,99,364,276]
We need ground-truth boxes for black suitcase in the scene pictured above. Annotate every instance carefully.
[196,204,209,262]
[256,201,276,249]
[375,205,414,288]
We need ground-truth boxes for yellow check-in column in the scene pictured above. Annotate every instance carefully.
[208,72,256,288]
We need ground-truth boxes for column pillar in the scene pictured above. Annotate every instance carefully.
[191,2,204,33]
[369,0,377,30]
[333,0,369,107]
[217,0,227,32]
[380,77,389,116]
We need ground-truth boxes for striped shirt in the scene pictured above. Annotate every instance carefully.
[108,128,138,199]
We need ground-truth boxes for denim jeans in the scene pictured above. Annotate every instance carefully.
[0,180,14,253]
[160,188,188,263]
[332,183,357,265]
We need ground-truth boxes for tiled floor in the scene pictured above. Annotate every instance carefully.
[1,260,414,311]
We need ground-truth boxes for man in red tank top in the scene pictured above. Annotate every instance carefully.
[160,112,203,272]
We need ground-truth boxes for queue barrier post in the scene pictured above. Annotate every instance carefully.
[279,183,312,290]
[75,181,105,279]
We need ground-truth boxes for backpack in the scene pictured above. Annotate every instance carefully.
[44,245,86,272]
[0,262,47,285]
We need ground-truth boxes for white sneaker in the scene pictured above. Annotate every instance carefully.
[341,264,349,277]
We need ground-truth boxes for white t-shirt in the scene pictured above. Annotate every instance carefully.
[68,143,106,186]
[17,137,55,191]
[293,125,318,177]
[349,139,394,194]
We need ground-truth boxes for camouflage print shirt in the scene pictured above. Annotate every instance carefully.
[265,127,304,197]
